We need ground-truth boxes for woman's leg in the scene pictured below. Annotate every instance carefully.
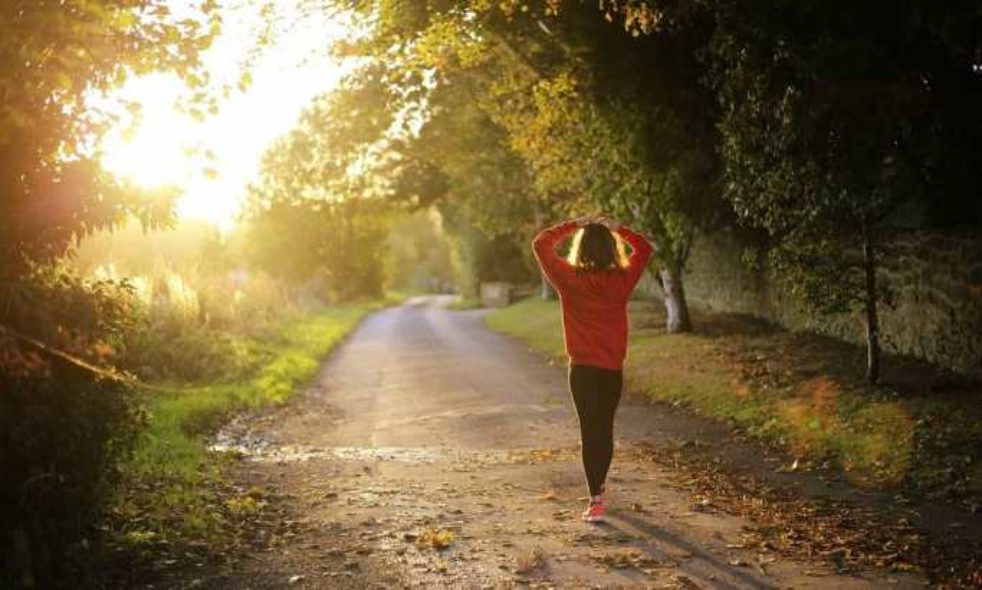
[569,365,606,497]
[594,369,623,492]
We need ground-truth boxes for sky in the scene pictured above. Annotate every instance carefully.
[99,0,356,229]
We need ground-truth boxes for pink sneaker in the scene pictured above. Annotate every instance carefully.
[582,497,607,523]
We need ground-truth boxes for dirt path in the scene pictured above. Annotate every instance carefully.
[190,296,928,589]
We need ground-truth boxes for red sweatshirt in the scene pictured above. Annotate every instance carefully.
[532,221,654,371]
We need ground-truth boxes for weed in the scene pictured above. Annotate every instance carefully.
[515,546,547,574]
[415,528,455,550]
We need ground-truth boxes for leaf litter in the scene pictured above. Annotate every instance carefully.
[629,440,982,587]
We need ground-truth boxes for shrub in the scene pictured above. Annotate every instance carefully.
[0,268,141,587]
[116,309,257,383]
[0,361,139,588]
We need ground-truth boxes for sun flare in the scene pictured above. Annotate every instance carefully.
[98,1,354,229]
[100,75,198,190]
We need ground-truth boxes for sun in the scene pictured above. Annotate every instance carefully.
[97,1,355,230]
[100,75,199,190]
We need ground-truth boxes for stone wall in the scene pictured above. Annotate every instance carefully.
[480,282,513,308]
[642,228,982,377]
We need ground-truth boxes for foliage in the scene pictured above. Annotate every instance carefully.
[71,220,307,380]
[385,81,537,294]
[481,3,723,271]
[331,0,728,330]
[117,310,258,382]
[702,0,982,380]
[414,78,542,236]
[387,209,456,293]
[73,219,230,278]
[708,0,982,228]
[0,266,137,373]
[244,198,390,300]
[0,268,142,587]
[0,363,139,588]
[0,0,219,276]
[244,71,399,300]
[242,57,537,298]
[0,7,218,579]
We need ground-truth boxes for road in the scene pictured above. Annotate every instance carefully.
[199,296,924,589]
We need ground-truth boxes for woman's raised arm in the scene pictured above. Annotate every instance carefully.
[616,225,654,289]
[532,219,580,291]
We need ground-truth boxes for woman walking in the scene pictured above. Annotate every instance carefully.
[532,215,653,523]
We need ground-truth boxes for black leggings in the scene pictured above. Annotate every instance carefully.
[568,364,623,497]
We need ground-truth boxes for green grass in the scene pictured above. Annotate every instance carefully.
[111,304,376,557]
[485,297,982,503]
[447,296,484,311]
[485,298,564,353]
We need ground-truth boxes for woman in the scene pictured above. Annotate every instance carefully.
[532,215,653,523]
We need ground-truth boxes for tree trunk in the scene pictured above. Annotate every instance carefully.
[862,217,881,384]
[532,206,555,301]
[659,261,691,333]
[540,273,555,300]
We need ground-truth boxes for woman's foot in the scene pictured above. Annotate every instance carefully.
[581,495,606,523]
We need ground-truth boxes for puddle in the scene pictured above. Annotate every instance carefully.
[210,420,575,465]
[208,442,518,464]
[210,438,572,465]
[210,436,517,465]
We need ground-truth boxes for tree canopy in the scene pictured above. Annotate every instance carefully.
[315,0,980,369]
[0,1,220,274]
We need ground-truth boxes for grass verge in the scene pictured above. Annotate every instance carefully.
[107,304,376,566]
[486,297,982,508]
[447,296,483,311]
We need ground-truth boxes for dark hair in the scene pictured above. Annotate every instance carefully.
[568,223,627,271]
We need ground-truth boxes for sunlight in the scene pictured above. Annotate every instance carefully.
[98,1,355,229]
[100,75,197,189]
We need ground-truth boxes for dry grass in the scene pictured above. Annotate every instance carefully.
[515,546,548,575]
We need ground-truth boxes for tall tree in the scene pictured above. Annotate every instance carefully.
[706,0,982,382]
[244,65,402,299]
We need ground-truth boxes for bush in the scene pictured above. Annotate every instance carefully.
[0,268,142,587]
[0,362,139,588]
[112,268,294,384]
[117,310,258,383]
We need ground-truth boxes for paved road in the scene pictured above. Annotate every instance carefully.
[203,296,923,589]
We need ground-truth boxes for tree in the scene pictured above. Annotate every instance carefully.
[252,43,550,299]
[243,67,400,300]
[0,0,219,362]
[399,77,547,298]
[0,1,219,272]
[484,1,724,332]
[387,209,456,293]
[706,0,982,382]
[244,198,390,300]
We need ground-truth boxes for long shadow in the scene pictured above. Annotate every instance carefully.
[605,511,778,590]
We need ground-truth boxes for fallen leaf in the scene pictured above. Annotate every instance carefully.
[416,528,455,550]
